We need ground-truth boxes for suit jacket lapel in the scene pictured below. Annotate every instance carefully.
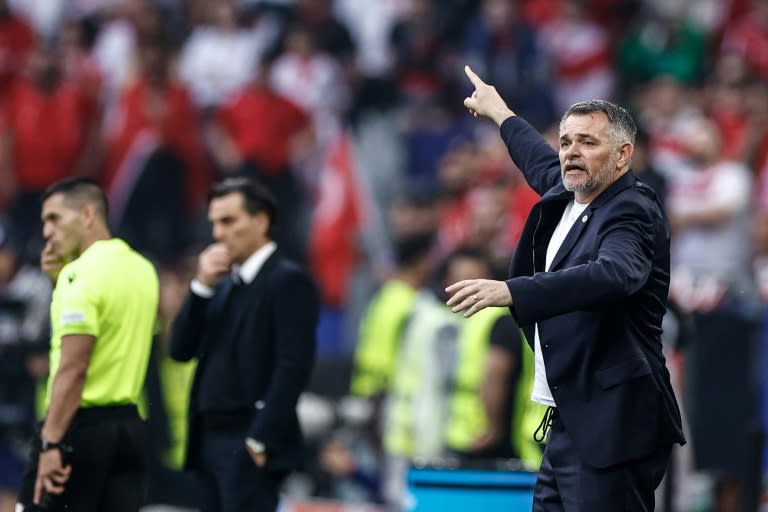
[549,206,591,271]
[533,187,573,273]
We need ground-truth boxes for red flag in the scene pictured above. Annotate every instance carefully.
[308,132,366,306]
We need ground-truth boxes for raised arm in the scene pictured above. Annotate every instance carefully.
[463,65,516,127]
[463,65,561,195]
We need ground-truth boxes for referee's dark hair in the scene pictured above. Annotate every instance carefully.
[208,177,279,239]
[42,177,110,224]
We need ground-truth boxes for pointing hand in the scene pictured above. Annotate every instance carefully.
[463,65,516,126]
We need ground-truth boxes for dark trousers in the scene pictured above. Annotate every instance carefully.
[18,405,146,511]
[198,428,286,512]
[534,410,670,512]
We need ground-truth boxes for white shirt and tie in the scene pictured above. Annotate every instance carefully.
[190,241,277,298]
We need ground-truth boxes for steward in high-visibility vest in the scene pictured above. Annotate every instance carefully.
[384,291,459,458]
[383,290,546,468]
[444,308,547,469]
[350,279,418,398]
[350,234,435,398]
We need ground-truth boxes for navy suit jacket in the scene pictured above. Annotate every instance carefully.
[500,116,685,468]
[169,250,319,471]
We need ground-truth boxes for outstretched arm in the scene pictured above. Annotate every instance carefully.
[463,65,561,195]
[463,65,516,127]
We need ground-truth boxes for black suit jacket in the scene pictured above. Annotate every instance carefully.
[169,250,319,471]
[500,116,685,469]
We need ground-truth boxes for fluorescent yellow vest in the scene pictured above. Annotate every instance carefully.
[383,292,546,469]
[384,292,459,458]
[350,280,418,397]
[443,306,507,451]
[444,310,546,468]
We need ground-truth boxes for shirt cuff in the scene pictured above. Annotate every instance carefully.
[245,438,265,453]
[190,279,214,298]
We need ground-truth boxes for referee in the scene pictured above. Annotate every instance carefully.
[17,178,159,511]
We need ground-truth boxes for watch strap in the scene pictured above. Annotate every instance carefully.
[40,435,72,453]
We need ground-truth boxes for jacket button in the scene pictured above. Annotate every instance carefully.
[552,386,559,391]
[544,344,549,349]
[255,400,265,410]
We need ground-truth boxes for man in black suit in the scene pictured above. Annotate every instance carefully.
[446,66,685,511]
[170,177,319,511]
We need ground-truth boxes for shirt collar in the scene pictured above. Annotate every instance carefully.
[232,241,277,284]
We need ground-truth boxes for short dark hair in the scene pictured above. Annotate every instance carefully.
[42,177,109,223]
[561,99,637,146]
[208,177,278,238]
[393,233,434,267]
[434,245,492,286]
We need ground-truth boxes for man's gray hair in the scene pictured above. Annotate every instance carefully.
[560,99,637,148]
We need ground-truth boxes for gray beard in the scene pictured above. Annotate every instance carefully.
[561,162,615,194]
[562,174,601,194]
[562,175,593,193]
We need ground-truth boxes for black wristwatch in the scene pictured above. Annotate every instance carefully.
[40,435,64,452]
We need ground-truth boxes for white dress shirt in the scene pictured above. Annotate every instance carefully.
[531,200,589,406]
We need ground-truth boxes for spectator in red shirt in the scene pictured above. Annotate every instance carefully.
[0,44,97,259]
[0,0,35,103]
[210,57,313,178]
[59,17,103,121]
[102,33,211,261]
[721,0,768,82]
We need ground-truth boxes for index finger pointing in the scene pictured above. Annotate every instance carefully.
[464,65,485,88]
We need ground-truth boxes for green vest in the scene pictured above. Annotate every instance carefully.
[443,306,507,451]
[350,280,417,397]
[384,292,459,458]
[384,295,546,469]
[158,356,197,469]
[444,310,545,469]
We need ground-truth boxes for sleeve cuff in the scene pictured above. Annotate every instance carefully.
[245,438,265,453]
[499,114,525,135]
[190,279,214,298]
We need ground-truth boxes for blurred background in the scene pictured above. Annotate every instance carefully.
[1,0,768,510]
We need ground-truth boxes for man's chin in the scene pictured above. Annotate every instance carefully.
[563,178,590,193]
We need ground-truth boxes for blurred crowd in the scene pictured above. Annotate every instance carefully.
[2,0,768,510]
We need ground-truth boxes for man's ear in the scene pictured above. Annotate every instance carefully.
[617,142,634,170]
[81,204,98,228]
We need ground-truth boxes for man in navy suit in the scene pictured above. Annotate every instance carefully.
[446,66,685,511]
[170,177,319,511]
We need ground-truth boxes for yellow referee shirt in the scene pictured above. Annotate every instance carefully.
[46,238,159,409]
